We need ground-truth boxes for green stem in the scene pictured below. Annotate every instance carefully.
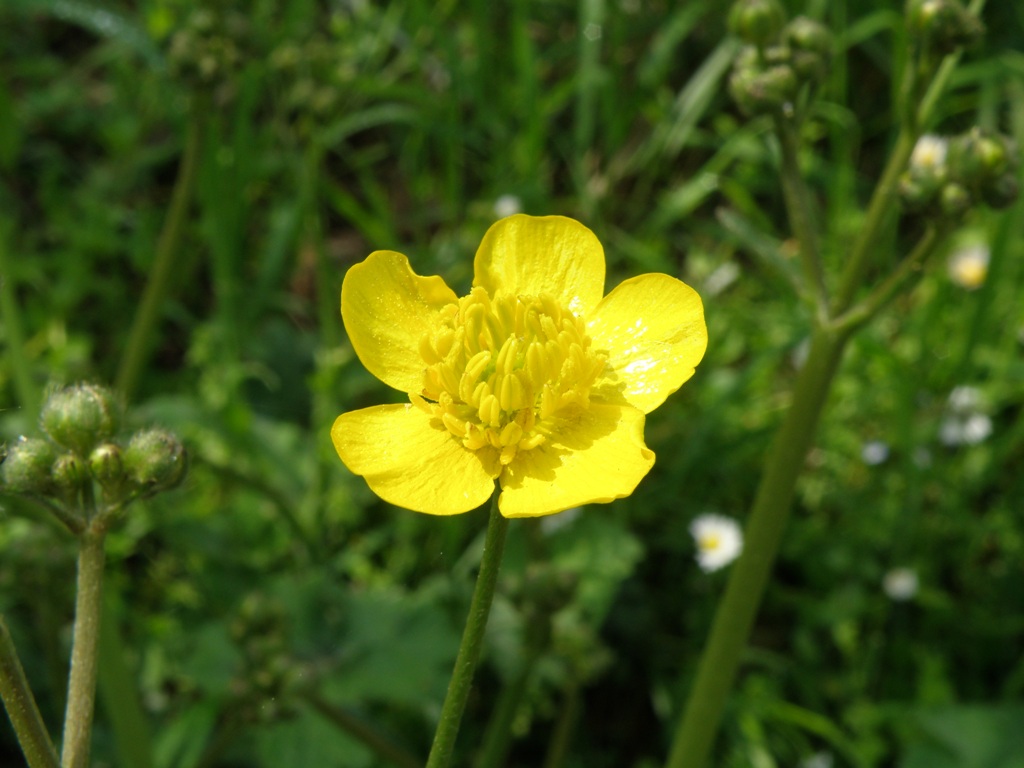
[0,614,60,768]
[831,226,944,336]
[666,328,848,768]
[833,2,984,316]
[542,679,580,768]
[0,219,39,420]
[773,114,829,317]
[303,692,421,768]
[115,109,203,401]
[60,527,107,768]
[426,492,510,768]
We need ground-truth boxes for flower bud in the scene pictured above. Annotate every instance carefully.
[52,453,89,500]
[123,429,187,490]
[89,443,125,491]
[784,17,832,83]
[947,129,1020,210]
[981,173,1019,210]
[939,182,972,218]
[728,0,786,47]
[0,438,56,494]
[40,384,121,456]
[906,0,984,55]
[729,47,798,117]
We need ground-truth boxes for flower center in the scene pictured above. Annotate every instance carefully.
[412,287,607,466]
[699,533,722,553]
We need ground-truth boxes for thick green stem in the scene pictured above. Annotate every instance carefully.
[666,329,847,768]
[115,110,203,401]
[304,692,421,768]
[0,614,60,768]
[426,493,510,768]
[773,114,829,317]
[60,527,107,768]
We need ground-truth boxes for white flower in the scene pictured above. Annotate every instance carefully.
[861,440,890,466]
[947,243,989,290]
[800,752,834,768]
[940,386,992,446]
[690,514,743,572]
[911,134,948,171]
[493,194,523,219]
[883,567,919,601]
[948,385,982,413]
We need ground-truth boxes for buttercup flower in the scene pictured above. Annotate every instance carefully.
[332,215,707,517]
[690,513,743,572]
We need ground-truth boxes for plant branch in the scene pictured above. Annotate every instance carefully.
[0,614,60,768]
[426,492,510,768]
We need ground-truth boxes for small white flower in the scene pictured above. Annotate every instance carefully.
[493,194,522,219]
[948,385,982,413]
[910,134,948,171]
[861,440,890,466]
[940,386,992,446]
[703,262,740,297]
[690,514,743,572]
[800,752,834,768]
[947,243,989,290]
[883,567,919,601]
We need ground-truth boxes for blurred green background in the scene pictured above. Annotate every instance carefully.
[2,0,1024,766]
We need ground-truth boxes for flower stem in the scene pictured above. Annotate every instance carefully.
[60,526,107,768]
[543,679,581,768]
[426,492,510,768]
[0,614,60,768]
[115,108,203,401]
[665,328,847,768]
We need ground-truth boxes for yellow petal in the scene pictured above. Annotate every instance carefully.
[342,251,458,393]
[588,273,707,414]
[497,404,654,518]
[332,404,495,515]
[473,215,606,316]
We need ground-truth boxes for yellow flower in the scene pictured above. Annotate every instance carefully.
[332,214,707,518]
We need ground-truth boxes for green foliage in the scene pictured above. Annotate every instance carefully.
[1,0,1023,766]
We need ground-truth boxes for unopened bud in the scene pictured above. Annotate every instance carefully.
[729,47,798,116]
[906,0,984,55]
[0,438,55,494]
[89,443,125,491]
[783,18,832,83]
[728,0,786,47]
[982,173,1019,210]
[123,429,187,490]
[52,453,89,500]
[939,182,972,218]
[40,384,121,456]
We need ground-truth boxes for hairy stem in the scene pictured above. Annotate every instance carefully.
[426,492,510,768]
[0,614,59,768]
[60,527,107,768]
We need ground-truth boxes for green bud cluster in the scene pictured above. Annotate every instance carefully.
[727,1,833,118]
[0,383,187,531]
[906,0,984,57]
[900,129,1020,219]
[165,1,251,97]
